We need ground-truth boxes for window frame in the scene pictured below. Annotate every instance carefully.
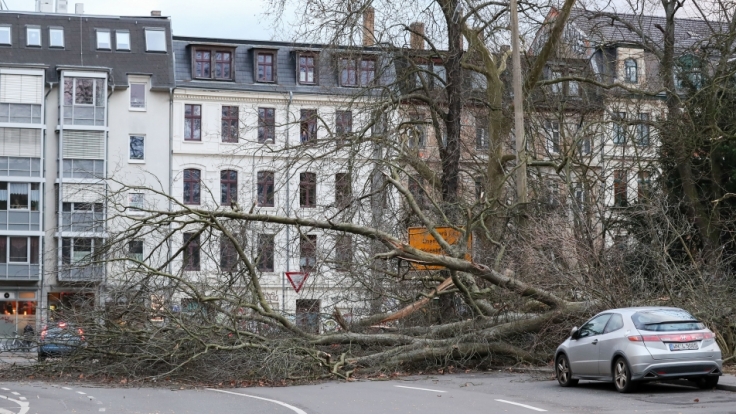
[221,105,239,142]
[183,233,200,271]
[116,30,130,51]
[545,119,560,154]
[297,52,318,85]
[613,169,628,207]
[129,135,145,162]
[300,109,318,144]
[299,172,317,208]
[129,83,147,110]
[144,28,167,52]
[191,47,235,81]
[258,107,276,143]
[128,240,144,263]
[300,234,317,272]
[184,104,202,141]
[613,112,626,145]
[339,56,377,87]
[128,192,145,213]
[637,113,650,146]
[26,26,41,47]
[183,168,201,205]
[255,49,278,83]
[49,27,64,48]
[335,110,352,145]
[256,234,275,272]
[2,182,39,211]
[257,171,275,207]
[220,169,238,205]
[0,236,39,264]
[96,29,111,50]
[334,173,352,208]
[0,25,11,46]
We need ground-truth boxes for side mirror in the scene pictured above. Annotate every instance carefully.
[570,327,579,339]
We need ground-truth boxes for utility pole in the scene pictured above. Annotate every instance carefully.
[510,0,527,204]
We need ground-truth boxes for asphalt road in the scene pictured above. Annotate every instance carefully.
[1,371,735,414]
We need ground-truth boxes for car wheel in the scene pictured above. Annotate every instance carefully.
[695,376,719,389]
[613,357,636,393]
[556,354,579,387]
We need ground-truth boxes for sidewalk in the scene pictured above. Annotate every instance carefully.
[717,373,736,392]
[0,351,36,367]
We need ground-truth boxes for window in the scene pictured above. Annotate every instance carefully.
[257,171,275,207]
[295,299,320,333]
[220,236,238,272]
[340,57,375,86]
[638,171,651,203]
[300,109,318,144]
[26,27,41,47]
[256,234,275,272]
[475,177,483,201]
[550,71,562,94]
[300,235,317,272]
[192,48,234,80]
[614,170,628,207]
[573,182,586,205]
[298,53,317,84]
[578,134,592,155]
[129,193,144,212]
[258,108,275,143]
[613,112,626,145]
[49,27,65,48]
[545,120,560,153]
[96,29,111,49]
[128,240,144,262]
[335,110,352,145]
[476,116,489,149]
[220,170,238,205]
[183,169,201,205]
[624,58,637,83]
[335,235,352,271]
[0,237,39,264]
[116,30,130,50]
[0,26,10,45]
[407,116,426,148]
[145,29,167,52]
[603,313,624,333]
[63,77,106,126]
[300,172,317,208]
[335,173,351,208]
[408,175,428,208]
[130,83,146,109]
[578,314,612,338]
[256,51,276,82]
[221,106,239,142]
[126,135,145,161]
[183,233,200,271]
[1,183,39,211]
[637,113,650,146]
[184,104,201,141]
[61,237,99,264]
[568,80,579,96]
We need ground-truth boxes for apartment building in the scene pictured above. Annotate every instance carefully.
[0,6,174,332]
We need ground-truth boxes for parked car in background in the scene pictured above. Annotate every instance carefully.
[555,307,722,393]
[38,321,85,362]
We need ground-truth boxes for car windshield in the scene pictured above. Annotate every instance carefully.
[632,309,705,332]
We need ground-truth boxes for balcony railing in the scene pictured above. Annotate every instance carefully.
[58,264,104,282]
[0,211,41,231]
[61,212,104,233]
[0,263,41,281]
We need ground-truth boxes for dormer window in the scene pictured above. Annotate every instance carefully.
[624,58,638,83]
[255,50,277,83]
[192,47,234,80]
[339,56,376,87]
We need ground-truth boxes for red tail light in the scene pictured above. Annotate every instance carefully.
[58,322,67,329]
[40,327,47,340]
[78,328,85,341]
[628,332,715,342]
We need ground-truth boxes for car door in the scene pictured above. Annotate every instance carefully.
[596,313,625,378]
[568,314,612,376]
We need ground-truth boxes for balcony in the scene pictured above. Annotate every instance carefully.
[61,211,104,233]
[58,264,104,282]
[0,263,41,281]
[0,211,41,231]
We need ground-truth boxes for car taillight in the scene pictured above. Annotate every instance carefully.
[58,322,67,329]
[628,331,715,342]
[40,328,47,340]
[78,328,85,340]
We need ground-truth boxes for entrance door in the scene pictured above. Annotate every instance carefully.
[296,299,320,334]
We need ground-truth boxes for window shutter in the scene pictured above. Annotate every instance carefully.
[63,130,105,159]
[62,183,104,203]
[0,128,42,157]
[0,74,43,104]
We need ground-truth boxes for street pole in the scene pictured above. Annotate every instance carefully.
[510,0,527,204]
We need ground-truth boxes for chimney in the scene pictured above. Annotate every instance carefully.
[151,10,162,17]
[56,0,68,13]
[410,22,425,50]
[362,6,375,47]
[74,3,84,14]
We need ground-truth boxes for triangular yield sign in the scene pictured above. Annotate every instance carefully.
[285,272,309,293]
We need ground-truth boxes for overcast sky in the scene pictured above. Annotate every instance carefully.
[4,0,283,40]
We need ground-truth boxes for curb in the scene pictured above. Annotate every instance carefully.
[716,383,736,392]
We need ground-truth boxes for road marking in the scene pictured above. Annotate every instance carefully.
[0,388,8,391]
[76,391,86,395]
[62,387,71,390]
[394,385,447,393]
[495,399,547,412]
[10,392,18,396]
[18,397,26,401]
[0,408,14,414]
[207,388,308,414]
[98,409,105,412]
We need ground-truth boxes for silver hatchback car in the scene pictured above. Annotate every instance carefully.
[555,307,722,392]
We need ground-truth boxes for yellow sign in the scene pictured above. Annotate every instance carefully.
[407,227,471,270]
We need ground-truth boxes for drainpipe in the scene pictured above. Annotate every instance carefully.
[168,87,174,279]
[39,81,55,328]
[283,91,293,314]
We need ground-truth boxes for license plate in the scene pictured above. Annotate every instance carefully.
[669,342,699,351]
